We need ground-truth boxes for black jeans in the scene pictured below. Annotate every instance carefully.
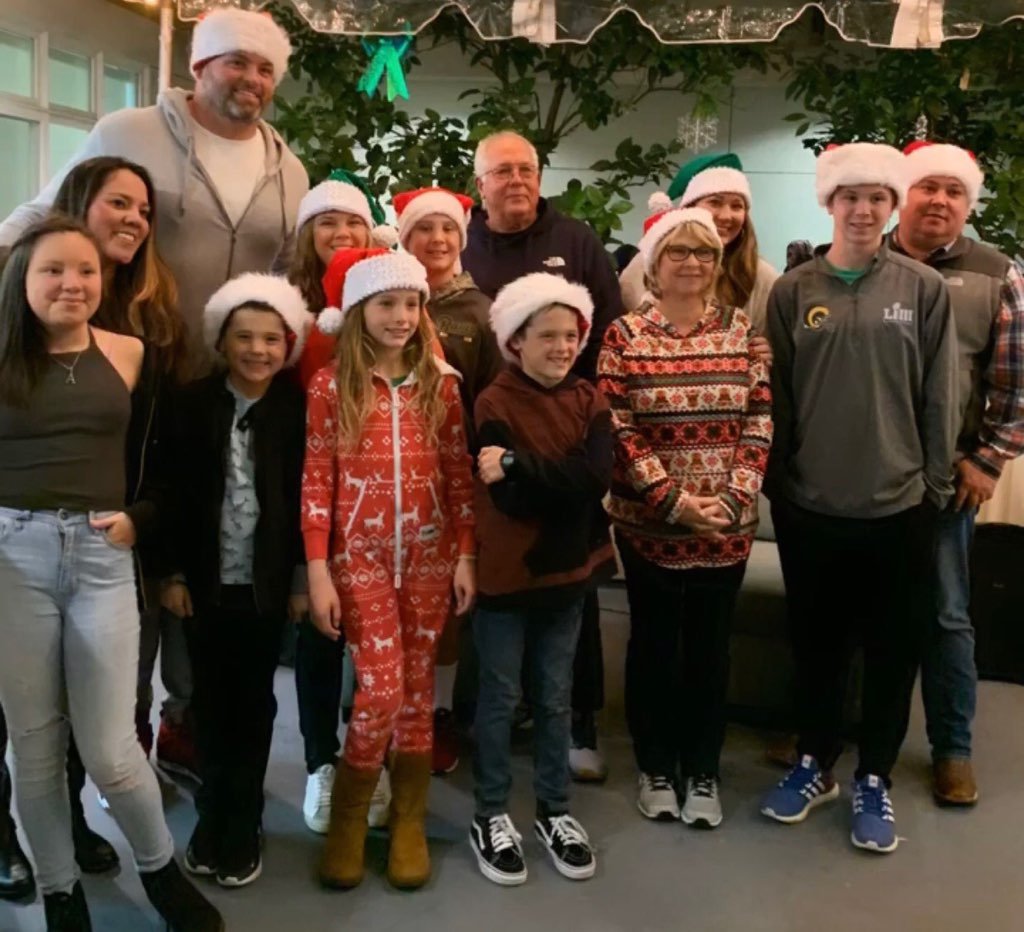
[773,498,938,783]
[186,585,284,853]
[294,617,345,774]
[572,589,604,715]
[619,535,745,779]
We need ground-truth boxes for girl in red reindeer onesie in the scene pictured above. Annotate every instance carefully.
[302,247,476,892]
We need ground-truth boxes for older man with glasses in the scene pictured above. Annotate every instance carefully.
[461,130,624,783]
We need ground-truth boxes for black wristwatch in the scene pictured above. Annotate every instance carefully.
[500,449,516,475]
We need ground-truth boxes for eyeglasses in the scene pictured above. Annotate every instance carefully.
[481,163,539,182]
[664,245,717,263]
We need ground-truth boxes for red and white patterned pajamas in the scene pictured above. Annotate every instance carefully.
[302,364,474,769]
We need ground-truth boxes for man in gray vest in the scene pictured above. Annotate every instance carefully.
[891,141,1024,807]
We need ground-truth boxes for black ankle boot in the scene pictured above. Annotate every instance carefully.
[43,880,92,931]
[0,823,35,900]
[140,860,224,932]
[66,741,119,874]
[0,764,35,900]
[70,801,119,874]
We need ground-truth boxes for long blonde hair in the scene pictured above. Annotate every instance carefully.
[333,294,449,452]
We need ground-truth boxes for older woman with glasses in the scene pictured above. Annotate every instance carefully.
[598,207,772,831]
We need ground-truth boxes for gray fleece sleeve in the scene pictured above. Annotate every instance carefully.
[919,276,958,507]
[764,278,795,500]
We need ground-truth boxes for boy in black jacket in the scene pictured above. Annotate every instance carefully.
[161,274,312,888]
[469,273,615,887]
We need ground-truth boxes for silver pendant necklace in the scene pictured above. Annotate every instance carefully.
[51,351,84,385]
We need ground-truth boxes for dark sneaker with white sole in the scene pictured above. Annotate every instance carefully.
[534,813,595,881]
[469,813,527,886]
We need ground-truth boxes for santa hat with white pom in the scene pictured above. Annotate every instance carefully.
[315,247,429,336]
[204,273,313,368]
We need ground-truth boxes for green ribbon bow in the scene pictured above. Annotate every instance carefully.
[357,36,413,102]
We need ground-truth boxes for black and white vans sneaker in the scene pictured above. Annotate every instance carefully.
[534,813,596,881]
[469,814,528,886]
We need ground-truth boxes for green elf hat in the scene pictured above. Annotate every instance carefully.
[326,168,387,226]
[666,152,751,208]
[321,167,397,245]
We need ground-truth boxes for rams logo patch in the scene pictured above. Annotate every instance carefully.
[803,305,830,330]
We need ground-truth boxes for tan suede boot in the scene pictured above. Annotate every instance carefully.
[387,752,432,889]
[320,762,381,889]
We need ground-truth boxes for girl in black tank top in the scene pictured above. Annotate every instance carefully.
[0,218,223,929]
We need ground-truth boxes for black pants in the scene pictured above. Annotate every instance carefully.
[773,498,938,783]
[294,617,345,774]
[620,535,745,778]
[572,589,604,715]
[186,585,283,852]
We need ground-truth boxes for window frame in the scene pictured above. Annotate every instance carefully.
[0,22,153,206]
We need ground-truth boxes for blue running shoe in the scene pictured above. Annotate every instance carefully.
[851,774,897,854]
[761,754,839,823]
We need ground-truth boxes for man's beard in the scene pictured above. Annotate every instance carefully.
[215,83,265,124]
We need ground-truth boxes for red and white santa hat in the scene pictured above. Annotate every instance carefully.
[204,273,313,368]
[637,206,723,279]
[316,247,430,335]
[902,140,984,210]
[190,8,292,86]
[489,272,594,364]
[394,187,475,250]
[815,142,906,208]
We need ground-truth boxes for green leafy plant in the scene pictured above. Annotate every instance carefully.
[269,4,768,242]
[783,19,1024,257]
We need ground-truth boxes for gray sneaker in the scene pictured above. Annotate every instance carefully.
[681,775,723,829]
[637,773,680,821]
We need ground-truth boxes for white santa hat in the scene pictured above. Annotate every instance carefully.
[316,248,430,335]
[297,181,373,231]
[489,272,594,365]
[680,167,752,209]
[204,273,313,368]
[902,140,984,210]
[190,8,292,86]
[637,206,723,279]
[815,142,906,208]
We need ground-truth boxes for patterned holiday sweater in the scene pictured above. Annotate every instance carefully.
[597,302,773,570]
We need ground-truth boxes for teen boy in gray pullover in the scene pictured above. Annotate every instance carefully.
[760,143,957,857]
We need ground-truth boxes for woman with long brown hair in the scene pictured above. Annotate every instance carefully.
[620,154,779,331]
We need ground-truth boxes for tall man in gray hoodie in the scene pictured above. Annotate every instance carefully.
[759,143,957,856]
[0,7,308,790]
[0,7,309,370]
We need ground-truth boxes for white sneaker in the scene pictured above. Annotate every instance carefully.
[637,773,680,821]
[303,763,335,834]
[367,767,391,828]
[681,775,723,829]
[569,744,608,783]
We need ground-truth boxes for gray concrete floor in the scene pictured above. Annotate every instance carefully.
[3,588,1023,932]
